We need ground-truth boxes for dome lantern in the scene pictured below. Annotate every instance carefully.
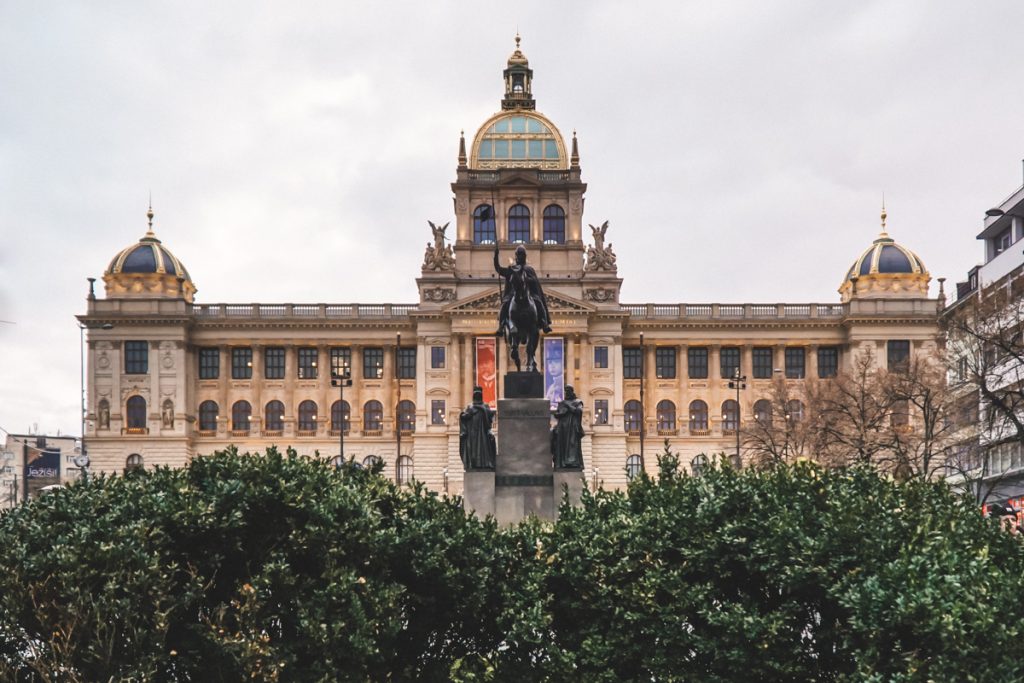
[502,34,535,111]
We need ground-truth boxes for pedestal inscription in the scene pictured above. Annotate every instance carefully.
[495,397,553,524]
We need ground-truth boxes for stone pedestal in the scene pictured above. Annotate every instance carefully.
[463,470,495,518]
[553,469,585,518]
[495,397,553,525]
[504,371,544,399]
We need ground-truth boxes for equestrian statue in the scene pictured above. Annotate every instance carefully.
[494,245,552,372]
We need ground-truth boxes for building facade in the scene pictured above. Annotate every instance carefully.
[79,40,942,493]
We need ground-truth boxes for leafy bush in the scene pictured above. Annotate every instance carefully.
[2,446,1022,681]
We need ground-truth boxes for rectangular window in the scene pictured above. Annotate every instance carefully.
[887,340,911,372]
[430,346,446,369]
[124,341,148,374]
[752,347,773,379]
[655,347,677,379]
[431,399,446,425]
[688,347,708,379]
[398,347,417,379]
[785,347,806,379]
[623,347,642,379]
[330,347,351,379]
[595,399,609,425]
[363,347,384,379]
[297,347,318,379]
[818,347,839,378]
[198,347,219,379]
[265,347,285,379]
[231,347,252,380]
[720,347,740,379]
[594,346,609,369]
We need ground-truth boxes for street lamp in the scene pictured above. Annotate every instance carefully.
[331,367,352,459]
[78,300,113,479]
[727,367,747,466]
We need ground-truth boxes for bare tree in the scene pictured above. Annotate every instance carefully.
[812,349,891,468]
[741,378,820,469]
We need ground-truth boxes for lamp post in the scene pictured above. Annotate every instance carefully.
[78,304,113,479]
[331,366,352,459]
[727,367,747,466]
[639,331,645,468]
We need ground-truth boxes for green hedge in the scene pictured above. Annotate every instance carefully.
[1,447,1022,682]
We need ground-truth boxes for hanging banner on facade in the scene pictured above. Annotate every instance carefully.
[544,336,565,409]
[25,446,60,499]
[476,337,497,407]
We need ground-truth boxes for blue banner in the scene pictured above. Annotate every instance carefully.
[543,337,564,409]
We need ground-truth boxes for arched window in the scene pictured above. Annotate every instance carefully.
[508,204,530,243]
[125,453,143,472]
[754,399,773,426]
[722,400,740,432]
[543,204,565,244]
[396,455,413,485]
[656,400,676,432]
[331,455,344,468]
[624,399,643,435]
[786,399,804,425]
[626,454,643,480]
[331,400,350,434]
[363,454,382,469]
[691,453,709,477]
[363,400,383,432]
[126,396,147,430]
[199,400,219,431]
[297,400,318,432]
[473,204,496,244]
[890,399,910,430]
[232,400,251,432]
[398,400,416,433]
[688,400,709,432]
[264,400,284,431]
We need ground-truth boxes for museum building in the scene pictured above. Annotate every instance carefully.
[78,39,942,493]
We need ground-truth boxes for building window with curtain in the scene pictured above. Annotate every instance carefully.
[594,399,609,425]
[398,400,416,433]
[198,348,219,379]
[688,347,708,379]
[752,347,773,379]
[688,400,709,432]
[124,341,148,374]
[264,400,284,431]
[474,204,496,244]
[232,347,253,380]
[818,347,839,378]
[543,204,565,244]
[785,347,805,379]
[720,347,740,379]
[265,347,285,379]
[397,348,416,379]
[508,204,530,243]
[656,347,677,379]
[624,400,642,434]
[623,347,642,379]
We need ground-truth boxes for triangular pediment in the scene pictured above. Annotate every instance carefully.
[497,172,542,186]
[446,288,594,313]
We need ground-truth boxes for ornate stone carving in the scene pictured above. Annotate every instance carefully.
[423,286,456,302]
[162,399,174,428]
[422,220,456,271]
[584,287,616,303]
[97,351,110,370]
[585,220,617,271]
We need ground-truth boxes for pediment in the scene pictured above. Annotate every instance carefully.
[446,288,594,314]
[497,172,542,186]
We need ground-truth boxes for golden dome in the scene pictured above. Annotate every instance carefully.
[103,206,197,302]
[469,110,568,170]
[839,206,929,302]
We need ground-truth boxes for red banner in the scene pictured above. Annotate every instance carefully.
[476,337,497,407]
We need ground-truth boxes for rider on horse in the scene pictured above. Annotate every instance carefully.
[494,245,553,336]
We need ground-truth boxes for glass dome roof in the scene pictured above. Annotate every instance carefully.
[470,112,567,170]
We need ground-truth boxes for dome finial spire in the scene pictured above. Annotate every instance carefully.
[515,32,520,50]
[879,194,888,239]
[146,194,156,239]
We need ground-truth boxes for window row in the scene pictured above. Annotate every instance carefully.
[197,399,426,434]
[621,346,841,380]
[473,204,565,244]
[621,398,806,433]
[198,346,420,380]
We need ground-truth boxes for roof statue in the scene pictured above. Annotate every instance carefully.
[422,220,455,271]
[585,220,617,271]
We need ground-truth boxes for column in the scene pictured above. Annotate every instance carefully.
[808,344,818,380]
[251,345,263,435]
[383,343,395,436]
[710,344,721,381]
[463,334,474,406]
[644,344,656,437]
[318,345,330,435]
[450,334,463,423]
[350,345,363,434]
[283,344,296,436]
[218,345,229,434]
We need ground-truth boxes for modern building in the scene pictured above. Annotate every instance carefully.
[946,163,1024,507]
[0,432,80,508]
[78,38,942,493]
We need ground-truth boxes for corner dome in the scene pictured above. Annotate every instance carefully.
[470,111,568,170]
[839,207,929,302]
[103,207,196,302]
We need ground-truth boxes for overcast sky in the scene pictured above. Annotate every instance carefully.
[2,1,1024,437]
